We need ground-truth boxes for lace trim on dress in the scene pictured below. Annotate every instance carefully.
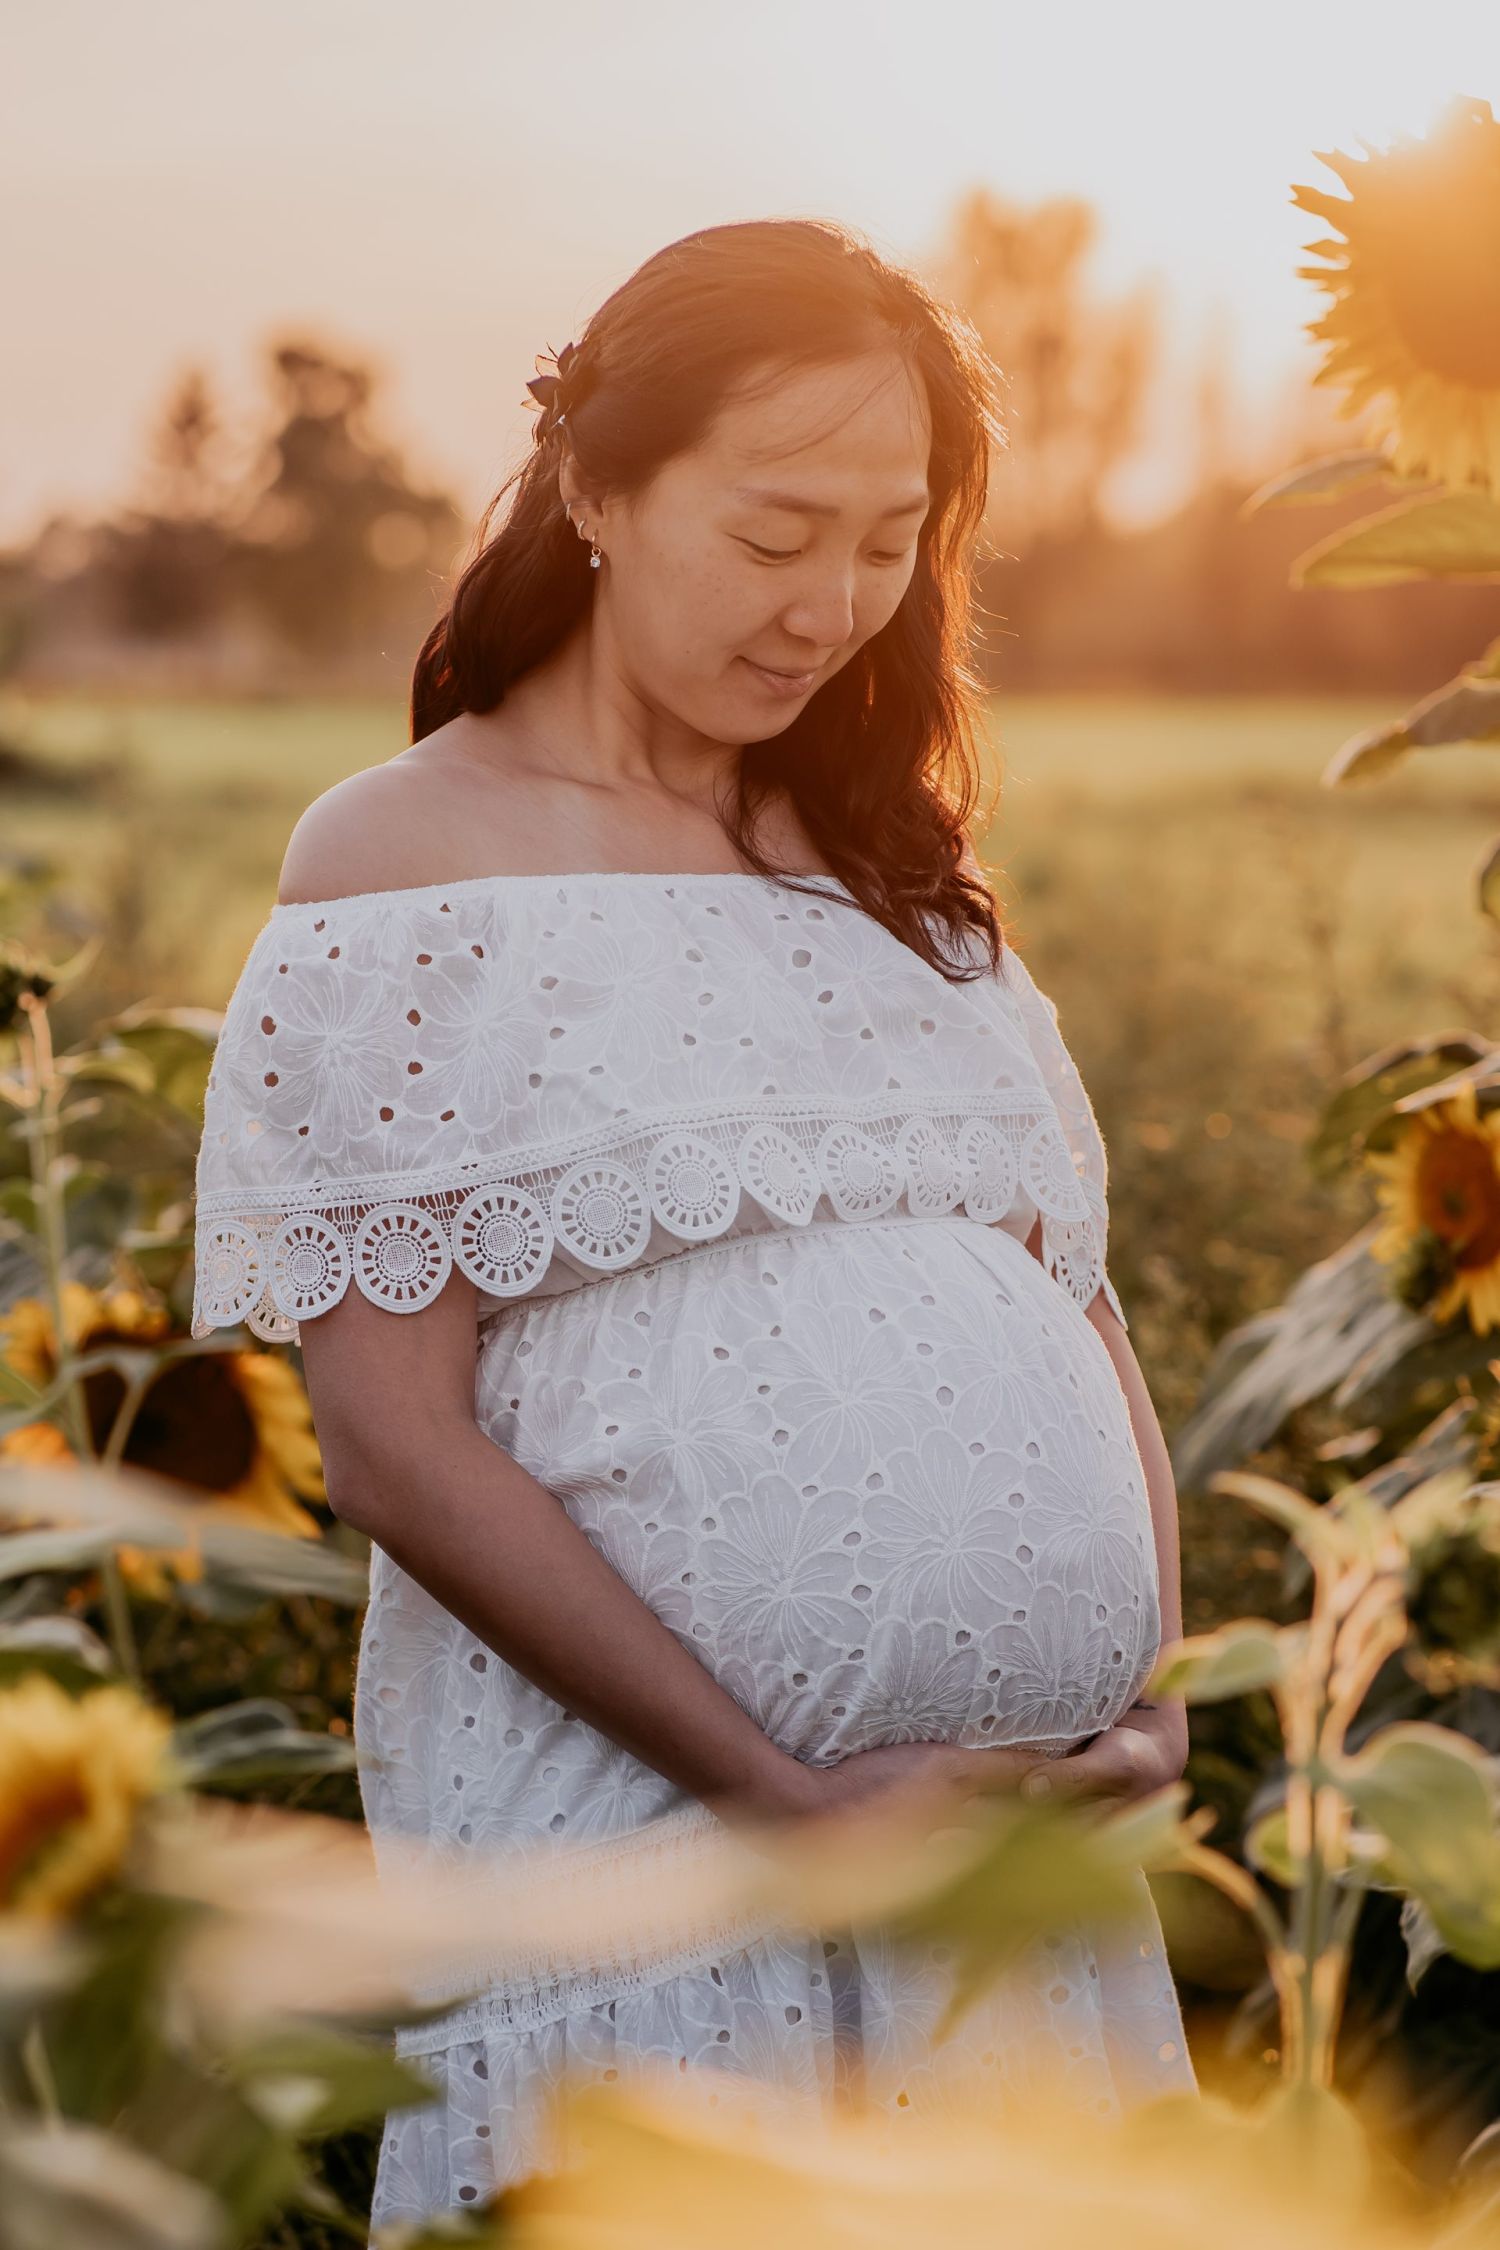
[191,1090,1117,1342]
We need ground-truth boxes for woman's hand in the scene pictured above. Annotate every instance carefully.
[731,1704,1189,1830]
[1017,1700,1189,1809]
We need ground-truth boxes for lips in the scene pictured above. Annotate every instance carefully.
[744,658,818,687]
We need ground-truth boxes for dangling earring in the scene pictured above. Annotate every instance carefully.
[589,537,602,570]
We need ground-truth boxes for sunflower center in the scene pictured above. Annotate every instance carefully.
[0,1771,90,1903]
[1416,1126,1500,1268]
[83,1346,259,1494]
[1366,122,1500,386]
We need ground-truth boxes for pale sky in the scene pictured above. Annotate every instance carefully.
[4,0,1495,546]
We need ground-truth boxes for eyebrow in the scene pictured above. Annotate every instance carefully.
[732,485,931,522]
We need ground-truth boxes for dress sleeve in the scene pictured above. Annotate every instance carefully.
[189,902,478,1347]
[998,941,1129,1332]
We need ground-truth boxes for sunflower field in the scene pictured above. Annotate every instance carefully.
[1,92,1499,2250]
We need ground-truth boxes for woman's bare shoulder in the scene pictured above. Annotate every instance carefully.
[275,767,439,907]
[276,721,528,906]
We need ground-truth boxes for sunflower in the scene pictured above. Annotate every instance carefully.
[0,1673,179,1918]
[1292,95,1500,497]
[0,1279,326,1596]
[1365,1080,1500,1333]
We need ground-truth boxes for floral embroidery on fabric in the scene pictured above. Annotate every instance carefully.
[189,868,1184,2231]
[192,873,1126,1339]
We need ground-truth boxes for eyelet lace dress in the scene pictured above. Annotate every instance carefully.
[191,869,1197,2227]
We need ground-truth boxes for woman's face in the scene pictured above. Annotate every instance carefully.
[570,350,933,743]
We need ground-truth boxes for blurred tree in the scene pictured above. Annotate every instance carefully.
[937,187,1159,555]
[230,337,462,662]
[94,366,237,637]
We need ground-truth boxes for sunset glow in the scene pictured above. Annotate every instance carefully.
[6,0,1494,546]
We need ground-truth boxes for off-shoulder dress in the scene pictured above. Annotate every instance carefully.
[191,868,1196,2227]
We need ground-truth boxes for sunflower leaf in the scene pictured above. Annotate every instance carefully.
[169,1699,357,1792]
[87,1008,220,1121]
[1336,1723,1500,1969]
[1169,1225,1412,1494]
[0,1459,367,1604]
[1290,490,1500,590]
[0,1613,116,1688]
[1324,672,1500,784]
[1147,1618,1290,1703]
[1239,449,1425,516]
[1306,1032,1494,1177]
[1478,835,1500,927]
[219,2020,438,2139]
[0,2116,224,2250]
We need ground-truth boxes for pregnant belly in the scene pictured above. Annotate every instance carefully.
[479,1215,1162,1772]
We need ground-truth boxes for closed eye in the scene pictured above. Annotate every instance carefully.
[741,540,910,566]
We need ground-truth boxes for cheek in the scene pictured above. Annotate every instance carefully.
[649,553,765,664]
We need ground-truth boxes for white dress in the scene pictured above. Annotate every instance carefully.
[191,867,1197,2227]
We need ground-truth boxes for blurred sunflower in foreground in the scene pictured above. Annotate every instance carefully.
[0,1673,177,1919]
[1364,1082,1500,1334]
[0,1279,325,1595]
[492,2074,1476,2250]
[1294,93,1500,496]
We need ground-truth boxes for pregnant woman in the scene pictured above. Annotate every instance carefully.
[191,216,1197,2226]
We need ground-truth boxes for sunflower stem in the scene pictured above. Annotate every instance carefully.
[16,995,89,1461]
[18,2019,63,2126]
[98,1553,142,1689]
[15,994,145,1688]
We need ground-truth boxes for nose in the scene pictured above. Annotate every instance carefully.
[780,569,857,653]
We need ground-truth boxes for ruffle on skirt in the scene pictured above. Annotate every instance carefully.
[368,1865,1196,2231]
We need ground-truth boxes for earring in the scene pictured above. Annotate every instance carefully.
[568,506,602,568]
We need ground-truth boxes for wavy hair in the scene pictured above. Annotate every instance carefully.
[410,217,1011,979]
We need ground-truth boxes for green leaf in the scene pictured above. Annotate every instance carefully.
[1307,1032,1495,1179]
[1479,834,1500,927]
[0,2118,224,2250]
[892,1782,1196,2036]
[170,1700,358,1793]
[1337,1722,1500,1969]
[59,1050,158,1097]
[1212,1471,1354,1565]
[1244,1805,1297,1887]
[0,1613,115,1689]
[1169,1225,1435,1496]
[0,1353,44,1411]
[0,1340,180,1437]
[1290,489,1500,589]
[1398,1893,1449,1991]
[0,1525,132,1580]
[95,1008,219,1121]
[1148,1618,1289,1703]
[1239,449,1423,515]
[0,1457,367,1605]
[222,2020,439,2139]
[0,1177,40,1230]
[1333,1311,1500,1426]
[1324,669,1500,785]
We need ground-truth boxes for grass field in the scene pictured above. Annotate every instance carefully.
[4,685,1497,1629]
[5,685,1496,1028]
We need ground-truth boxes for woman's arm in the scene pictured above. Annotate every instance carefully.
[298,1265,823,1824]
[1021,1218,1189,1802]
[1074,1290,1190,1791]
[1084,1291,1184,1652]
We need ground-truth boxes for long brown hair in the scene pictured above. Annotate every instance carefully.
[410,217,1011,980]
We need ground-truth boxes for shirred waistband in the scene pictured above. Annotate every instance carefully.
[475,1206,1030,1339]
[381,1801,787,2056]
